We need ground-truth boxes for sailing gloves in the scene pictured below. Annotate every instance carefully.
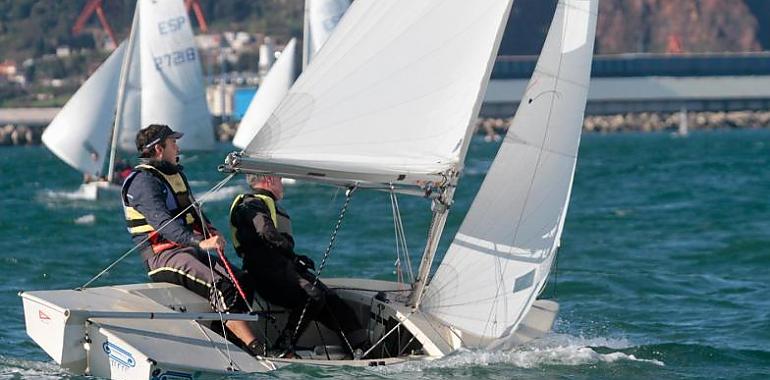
[294,254,316,271]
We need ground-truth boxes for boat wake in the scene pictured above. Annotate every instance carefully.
[41,188,96,201]
[375,334,664,374]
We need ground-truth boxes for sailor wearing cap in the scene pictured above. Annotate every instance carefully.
[120,124,263,356]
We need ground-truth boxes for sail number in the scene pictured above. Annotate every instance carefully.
[158,17,186,35]
[153,48,197,70]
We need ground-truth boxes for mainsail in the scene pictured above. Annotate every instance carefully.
[41,43,127,176]
[423,0,599,346]
[237,0,514,188]
[232,38,297,149]
[137,0,213,151]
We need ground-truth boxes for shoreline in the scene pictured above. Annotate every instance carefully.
[3,110,770,146]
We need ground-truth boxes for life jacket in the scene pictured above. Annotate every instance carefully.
[121,163,201,254]
[229,193,292,257]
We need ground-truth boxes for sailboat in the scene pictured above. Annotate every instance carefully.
[20,0,598,377]
[231,0,350,149]
[41,0,213,200]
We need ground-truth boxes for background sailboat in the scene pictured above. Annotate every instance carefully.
[118,0,213,152]
[231,0,350,149]
[41,0,213,199]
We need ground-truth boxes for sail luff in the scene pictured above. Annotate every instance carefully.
[302,0,311,70]
[107,2,141,181]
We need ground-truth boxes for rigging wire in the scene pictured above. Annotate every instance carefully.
[289,185,357,356]
[389,189,415,285]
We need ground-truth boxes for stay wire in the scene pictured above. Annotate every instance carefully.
[289,185,357,356]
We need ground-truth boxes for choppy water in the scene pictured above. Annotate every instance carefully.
[1,130,769,379]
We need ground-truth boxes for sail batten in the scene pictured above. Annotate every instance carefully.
[238,0,514,186]
[423,0,599,345]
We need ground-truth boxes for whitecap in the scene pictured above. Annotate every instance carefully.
[74,214,96,224]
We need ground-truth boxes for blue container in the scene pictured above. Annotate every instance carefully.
[233,87,258,121]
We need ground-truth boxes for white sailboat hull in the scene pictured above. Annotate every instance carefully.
[20,279,557,378]
[75,181,122,201]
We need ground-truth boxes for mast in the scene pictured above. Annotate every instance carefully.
[107,2,140,182]
[408,177,456,309]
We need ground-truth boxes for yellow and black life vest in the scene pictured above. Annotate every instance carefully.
[121,164,200,252]
[229,193,292,256]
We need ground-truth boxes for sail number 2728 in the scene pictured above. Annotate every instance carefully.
[153,48,197,71]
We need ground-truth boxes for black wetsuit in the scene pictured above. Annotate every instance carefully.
[230,189,367,350]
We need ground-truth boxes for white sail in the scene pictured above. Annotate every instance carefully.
[118,34,143,153]
[242,0,513,187]
[303,0,351,68]
[42,43,127,176]
[232,38,297,149]
[423,0,599,345]
[138,0,213,151]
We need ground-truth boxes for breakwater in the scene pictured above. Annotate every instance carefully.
[3,110,770,146]
[476,110,770,138]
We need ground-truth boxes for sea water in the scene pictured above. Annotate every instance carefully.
[0,130,768,379]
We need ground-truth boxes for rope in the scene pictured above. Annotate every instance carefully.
[78,173,235,289]
[195,178,241,367]
[215,247,251,311]
[289,185,356,355]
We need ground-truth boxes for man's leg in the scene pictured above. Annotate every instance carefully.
[146,247,261,354]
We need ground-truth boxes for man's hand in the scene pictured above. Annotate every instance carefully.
[199,235,226,251]
[294,254,316,271]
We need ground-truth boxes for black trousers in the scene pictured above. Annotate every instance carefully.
[245,255,367,349]
[145,246,252,314]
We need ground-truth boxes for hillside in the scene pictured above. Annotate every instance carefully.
[0,0,766,62]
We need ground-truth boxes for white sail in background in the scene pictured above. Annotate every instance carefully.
[303,0,351,68]
[232,38,297,149]
[118,29,143,153]
[242,0,513,187]
[235,0,348,150]
[423,0,598,346]
[42,43,127,176]
[138,0,213,151]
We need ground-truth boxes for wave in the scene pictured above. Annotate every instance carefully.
[373,334,664,374]
[41,188,96,201]
[0,355,70,379]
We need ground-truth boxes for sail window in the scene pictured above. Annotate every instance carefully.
[513,270,535,293]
